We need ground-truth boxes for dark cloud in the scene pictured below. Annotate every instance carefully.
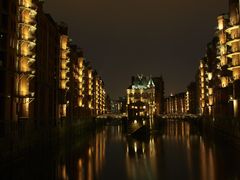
[43,0,227,98]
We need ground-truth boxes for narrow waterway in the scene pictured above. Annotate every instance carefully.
[1,121,240,180]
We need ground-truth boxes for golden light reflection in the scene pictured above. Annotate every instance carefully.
[58,164,68,180]
[78,159,84,180]
[232,68,240,80]
[74,130,106,180]
[59,104,66,117]
[221,77,229,87]
[125,121,217,179]
[51,124,225,180]
[233,99,238,117]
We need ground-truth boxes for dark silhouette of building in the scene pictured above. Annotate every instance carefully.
[152,77,164,115]
[0,0,17,138]
[186,82,197,114]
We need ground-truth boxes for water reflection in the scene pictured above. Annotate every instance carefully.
[1,121,240,180]
[56,129,107,180]
[125,121,240,180]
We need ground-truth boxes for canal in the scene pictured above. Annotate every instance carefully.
[1,121,240,180]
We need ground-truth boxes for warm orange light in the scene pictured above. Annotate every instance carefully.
[233,68,240,80]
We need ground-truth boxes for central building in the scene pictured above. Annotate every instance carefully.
[127,75,157,120]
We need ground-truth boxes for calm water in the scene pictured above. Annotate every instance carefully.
[1,121,240,180]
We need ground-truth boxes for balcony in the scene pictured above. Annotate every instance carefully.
[17,71,36,80]
[226,37,240,45]
[19,5,37,16]
[228,65,240,70]
[227,49,240,58]
[60,66,69,71]
[19,32,36,42]
[15,91,35,99]
[18,39,36,47]
[19,22,37,31]
[60,49,70,56]
[19,56,36,65]
[18,54,35,62]
[225,24,240,33]
[66,58,70,63]
[19,0,38,11]
[19,15,37,27]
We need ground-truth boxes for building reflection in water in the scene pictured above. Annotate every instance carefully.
[56,128,107,180]
[57,164,68,180]
[125,121,217,180]
[1,123,240,179]
[44,123,240,180]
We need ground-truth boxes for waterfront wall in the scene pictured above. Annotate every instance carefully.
[0,117,98,164]
[201,117,240,139]
[196,116,240,152]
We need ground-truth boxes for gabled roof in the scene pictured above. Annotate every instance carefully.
[130,74,155,89]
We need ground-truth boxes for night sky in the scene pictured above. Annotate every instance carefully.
[43,0,227,99]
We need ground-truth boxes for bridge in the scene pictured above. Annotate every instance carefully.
[96,113,149,136]
[96,113,201,137]
[161,114,199,120]
[96,113,127,119]
[97,113,200,121]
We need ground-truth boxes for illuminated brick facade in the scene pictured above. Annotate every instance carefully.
[93,73,107,116]
[59,23,70,120]
[68,47,106,120]
[165,93,186,114]
[197,0,240,119]
[16,0,37,120]
[0,1,107,146]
